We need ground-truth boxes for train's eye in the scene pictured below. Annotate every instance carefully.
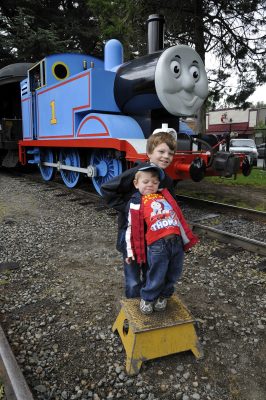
[170,60,181,78]
[189,65,200,81]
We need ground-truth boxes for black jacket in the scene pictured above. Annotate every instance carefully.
[101,162,177,252]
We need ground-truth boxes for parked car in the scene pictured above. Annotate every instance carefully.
[257,143,266,158]
[229,138,258,165]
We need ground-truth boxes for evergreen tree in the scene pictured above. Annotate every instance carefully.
[1,0,265,109]
[0,0,100,67]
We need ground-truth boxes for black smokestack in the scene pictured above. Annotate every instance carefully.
[147,14,165,54]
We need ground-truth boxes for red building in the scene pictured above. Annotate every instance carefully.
[206,107,266,145]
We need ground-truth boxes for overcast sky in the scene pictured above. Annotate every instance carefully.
[247,84,266,104]
[205,52,265,105]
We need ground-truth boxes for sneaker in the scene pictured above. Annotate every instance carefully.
[140,299,154,315]
[154,297,167,312]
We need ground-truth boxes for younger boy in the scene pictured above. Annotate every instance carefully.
[125,166,198,314]
[101,130,178,298]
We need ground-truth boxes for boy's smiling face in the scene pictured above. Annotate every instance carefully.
[148,143,174,169]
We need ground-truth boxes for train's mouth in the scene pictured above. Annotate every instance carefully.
[180,93,197,107]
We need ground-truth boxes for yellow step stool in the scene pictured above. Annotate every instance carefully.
[112,295,203,375]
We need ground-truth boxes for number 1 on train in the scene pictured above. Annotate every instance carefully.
[50,100,57,124]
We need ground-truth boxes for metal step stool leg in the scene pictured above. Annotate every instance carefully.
[112,308,143,375]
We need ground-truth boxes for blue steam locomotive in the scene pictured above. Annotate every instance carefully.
[16,15,248,194]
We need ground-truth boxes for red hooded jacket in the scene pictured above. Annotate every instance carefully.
[125,189,199,264]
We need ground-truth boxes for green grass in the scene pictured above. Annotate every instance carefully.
[206,167,266,187]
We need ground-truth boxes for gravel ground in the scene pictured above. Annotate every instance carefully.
[0,172,266,400]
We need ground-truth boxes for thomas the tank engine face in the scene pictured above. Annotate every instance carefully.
[155,45,208,116]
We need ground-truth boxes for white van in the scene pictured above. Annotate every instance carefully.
[229,138,258,166]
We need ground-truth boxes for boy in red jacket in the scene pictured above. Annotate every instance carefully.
[125,165,198,315]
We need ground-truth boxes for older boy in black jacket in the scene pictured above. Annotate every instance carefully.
[101,130,177,298]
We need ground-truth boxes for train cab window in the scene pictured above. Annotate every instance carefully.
[29,60,46,92]
[52,62,69,80]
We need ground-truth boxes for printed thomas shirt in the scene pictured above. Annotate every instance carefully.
[142,193,181,245]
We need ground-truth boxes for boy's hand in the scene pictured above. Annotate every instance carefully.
[125,256,135,264]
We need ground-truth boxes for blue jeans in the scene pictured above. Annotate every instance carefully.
[121,230,146,298]
[140,236,184,302]
[123,259,146,298]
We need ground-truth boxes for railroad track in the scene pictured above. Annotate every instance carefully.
[0,324,34,400]
[2,168,266,257]
[29,177,266,257]
[177,195,266,257]
[191,222,266,257]
[176,194,266,223]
